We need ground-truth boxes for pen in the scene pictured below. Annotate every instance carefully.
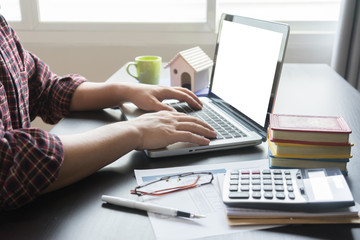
[101,195,205,219]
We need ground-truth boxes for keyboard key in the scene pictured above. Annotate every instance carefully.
[170,102,245,141]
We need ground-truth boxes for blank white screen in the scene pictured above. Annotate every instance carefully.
[211,20,283,127]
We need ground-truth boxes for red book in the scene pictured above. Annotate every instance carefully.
[269,114,352,145]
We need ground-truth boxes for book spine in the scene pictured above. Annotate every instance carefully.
[268,128,351,145]
[268,152,349,162]
[267,141,352,159]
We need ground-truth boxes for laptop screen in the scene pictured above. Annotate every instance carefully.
[210,14,289,130]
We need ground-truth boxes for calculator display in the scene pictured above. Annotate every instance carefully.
[307,169,333,201]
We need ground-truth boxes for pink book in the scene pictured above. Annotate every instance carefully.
[269,114,352,145]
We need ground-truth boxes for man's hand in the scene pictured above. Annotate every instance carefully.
[124,84,203,112]
[128,111,216,150]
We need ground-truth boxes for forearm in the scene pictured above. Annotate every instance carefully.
[44,110,216,192]
[44,121,141,192]
[69,81,203,112]
[69,82,136,111]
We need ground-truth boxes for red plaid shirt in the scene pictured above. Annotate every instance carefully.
[0,15,86,210]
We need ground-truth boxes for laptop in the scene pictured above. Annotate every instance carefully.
[121,13,289,158]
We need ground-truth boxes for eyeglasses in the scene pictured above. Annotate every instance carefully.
[130,172,214,196]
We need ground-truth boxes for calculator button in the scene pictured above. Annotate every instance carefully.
[229,192,250,199]
[252,175,260,179]
[252,185,261,191]
[284,170,291,175]
[240,186,250,191]
[229,185,238,191]
[264,192,273,199]
[263,185,273,191]
[241,180,250,185]
[241,175,250,179]
[252,180,261,185]
[252,192,261,199]
[262,175,271,180]
[274,180,283,185]
[286,180,293,186]
[229,180,239,185]
[241,170,250,174]
[275,186,284,192]
[252,170,260,174]
[263,180,272,185]
[273,175,283,180]
[262,169,271,174]
[287,186,294,192]
[288,192,296,199]
[285,175,292,180]
[276,192,286,200]
[230,175,239,180]
[273,170,282,175]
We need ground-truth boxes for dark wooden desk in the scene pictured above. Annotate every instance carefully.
[1,64,360,240]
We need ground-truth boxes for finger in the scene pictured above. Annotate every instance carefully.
[143,97,176,112]
[173,114,215,131]
[173,87,203,106]
[168,131,211,146]
[162,87,203,110]
[175,122,217,139]
[152,102,176,112]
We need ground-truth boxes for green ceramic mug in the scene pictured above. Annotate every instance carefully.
[126,56,162,85]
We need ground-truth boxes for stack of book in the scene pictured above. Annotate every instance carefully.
[267,114,353,175]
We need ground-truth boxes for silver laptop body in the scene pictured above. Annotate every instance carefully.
[121,13,289,158]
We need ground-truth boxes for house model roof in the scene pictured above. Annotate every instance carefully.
[165,46,213,72]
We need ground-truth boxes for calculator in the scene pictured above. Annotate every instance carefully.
[222,168,355,211]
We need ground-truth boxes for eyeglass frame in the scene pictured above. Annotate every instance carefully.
[130,171,214,196]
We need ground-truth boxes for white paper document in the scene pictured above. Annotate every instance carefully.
[133,159,277,240]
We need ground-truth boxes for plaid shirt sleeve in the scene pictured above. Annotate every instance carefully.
[27,52,87,124]
[0,15,87,210]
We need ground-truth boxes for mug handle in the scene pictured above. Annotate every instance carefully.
[126,62,139,80]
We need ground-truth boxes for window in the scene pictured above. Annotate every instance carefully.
[0,0,21,22]
[38,0,207,23]
[0,0,342,33]
[217,0,342,32]
[0,0,215,32]
[218,0,341,22]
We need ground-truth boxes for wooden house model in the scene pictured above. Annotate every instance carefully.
[165,46,213,92]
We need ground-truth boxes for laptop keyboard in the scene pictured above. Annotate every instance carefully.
[170,102,247,140]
